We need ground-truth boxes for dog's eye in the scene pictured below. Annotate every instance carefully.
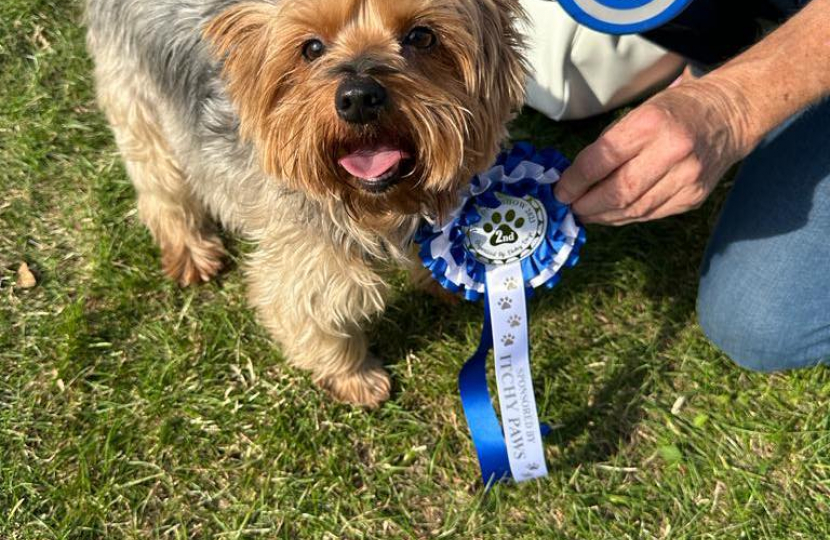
[302,39,326,62]
[403,27,437,50]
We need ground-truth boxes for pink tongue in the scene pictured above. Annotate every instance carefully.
[339,147,408,180]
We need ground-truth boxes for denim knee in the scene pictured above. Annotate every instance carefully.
[697,285,818,373]
[696,98,830,373]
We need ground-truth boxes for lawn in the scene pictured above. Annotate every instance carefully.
[3,1,830,539]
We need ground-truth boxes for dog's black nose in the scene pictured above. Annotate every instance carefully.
[335,77,387,124]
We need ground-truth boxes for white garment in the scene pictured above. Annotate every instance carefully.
[519,0,686,120]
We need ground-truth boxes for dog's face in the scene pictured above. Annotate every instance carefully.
[206,0,525,223]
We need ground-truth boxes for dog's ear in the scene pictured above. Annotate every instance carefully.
[475,0,527,108]
[465,0,528,173]
[203,2,282,142]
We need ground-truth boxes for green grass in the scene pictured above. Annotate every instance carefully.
[3,2,830,539]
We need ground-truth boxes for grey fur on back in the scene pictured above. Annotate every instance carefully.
[86,0,283,239]
[86,0,241,130]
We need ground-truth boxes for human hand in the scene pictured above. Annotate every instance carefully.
[554,78,757,225]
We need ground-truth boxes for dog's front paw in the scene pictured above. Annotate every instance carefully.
[162,234,225,287]
[320,358,391,408]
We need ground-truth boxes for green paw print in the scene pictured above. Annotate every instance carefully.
[483,209,525,247]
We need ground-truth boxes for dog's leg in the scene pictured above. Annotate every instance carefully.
[247,231,391,407]
[93,58,224,286]
[408,261,461,306]
[407,245,461,305]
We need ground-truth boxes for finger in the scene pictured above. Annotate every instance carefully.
[644,183,709,221]
[555,125,645,204]
[581,156,703,226]
[570,145,683,218]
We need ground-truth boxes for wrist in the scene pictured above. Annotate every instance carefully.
[674,75,766,162]
[684,74,764,159]
[659,75,760,168]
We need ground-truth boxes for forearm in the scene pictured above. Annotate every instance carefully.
[682,0,830,156]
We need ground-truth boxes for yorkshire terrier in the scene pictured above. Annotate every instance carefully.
[85,0,526,407]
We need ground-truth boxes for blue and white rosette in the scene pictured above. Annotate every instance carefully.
[416,143,586,485]
[557,0,694,35]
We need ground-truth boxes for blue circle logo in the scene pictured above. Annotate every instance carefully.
[557,0,694,35]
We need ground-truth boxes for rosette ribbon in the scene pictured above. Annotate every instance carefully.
[415,143,586,485]
[557,0,694,35]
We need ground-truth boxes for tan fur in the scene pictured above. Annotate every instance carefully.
[246,227,391,405]
[88,0,526,406]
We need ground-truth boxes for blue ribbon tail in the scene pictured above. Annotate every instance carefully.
[458,298,512,486]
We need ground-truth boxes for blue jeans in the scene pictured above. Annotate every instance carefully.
[697,98,830,371]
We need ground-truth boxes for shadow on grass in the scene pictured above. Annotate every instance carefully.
[78,105,726,472]
[547,215,708,466]
[376,210,717,469]
[374,108,729,469]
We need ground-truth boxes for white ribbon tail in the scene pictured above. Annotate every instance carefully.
[486,263,549,482]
